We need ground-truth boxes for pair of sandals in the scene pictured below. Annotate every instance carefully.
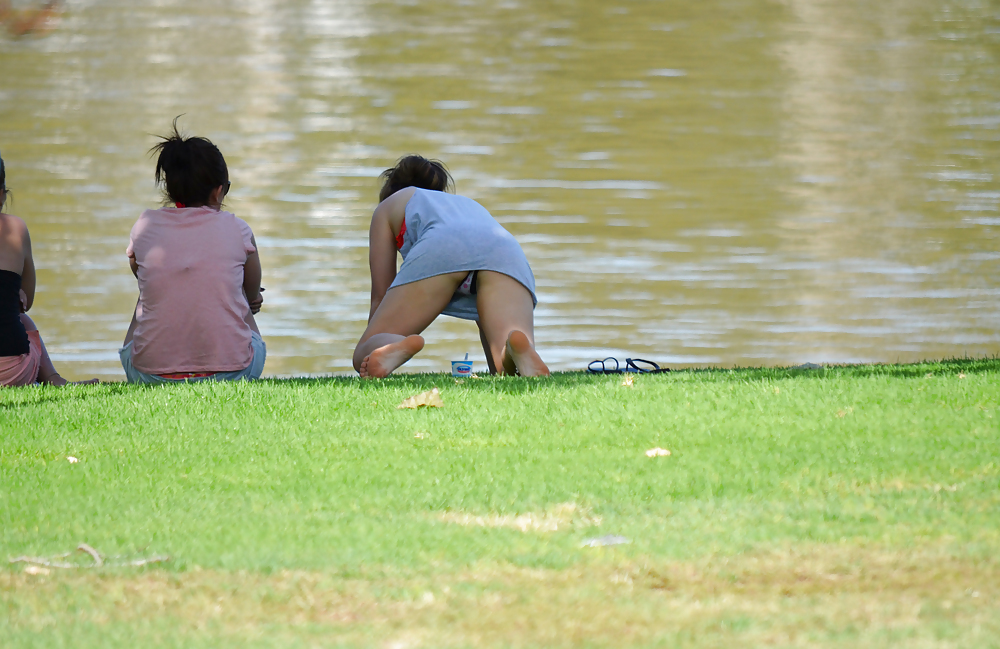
[587,357,670,374]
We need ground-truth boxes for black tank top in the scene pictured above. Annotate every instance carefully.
[0,269,29,356]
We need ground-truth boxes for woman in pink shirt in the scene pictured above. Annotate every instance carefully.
[120,121,265,383]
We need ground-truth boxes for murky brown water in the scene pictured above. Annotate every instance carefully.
[1,0,998,378]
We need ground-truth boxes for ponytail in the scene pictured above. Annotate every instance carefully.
[379,155,453,202]
[149,116,229,207]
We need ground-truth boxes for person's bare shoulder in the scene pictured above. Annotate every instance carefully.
[0,213,29,272]
[374,186,417,226]
[0,212,29,243]
[0,211,28,229]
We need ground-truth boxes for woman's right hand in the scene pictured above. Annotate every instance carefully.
[249,290,263,314]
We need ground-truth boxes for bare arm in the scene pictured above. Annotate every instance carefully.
[122,249,139,345]
[123,299,139,346]
[368,204,399,321]
[20,225,35,311]
[243,234,262,306]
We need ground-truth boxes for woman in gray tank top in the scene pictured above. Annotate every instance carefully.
[353,155,549,378]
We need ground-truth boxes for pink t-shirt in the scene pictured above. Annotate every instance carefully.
[127,207,257,374]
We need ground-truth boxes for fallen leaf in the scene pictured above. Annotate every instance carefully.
[414,432,426,439]
[622,375,633,387]
[959,373,966,379]
[645,447,671,457]
[67,456,79,464]
[398,387,444,409]
[24,565,50,575]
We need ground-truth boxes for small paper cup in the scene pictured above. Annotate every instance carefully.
[451,360,473,377]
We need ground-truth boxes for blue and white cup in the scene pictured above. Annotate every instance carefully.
[451,356,473,377]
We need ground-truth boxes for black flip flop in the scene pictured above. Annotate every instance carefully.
[588,357,623,374]
[625,358,670,373]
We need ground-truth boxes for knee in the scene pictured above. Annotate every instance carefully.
[19,313,37,332]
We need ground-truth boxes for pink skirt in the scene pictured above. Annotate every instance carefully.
[0,330,42,387]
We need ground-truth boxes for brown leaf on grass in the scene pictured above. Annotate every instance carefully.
[398,388,444,409]
[645,447,671,457]
[621,375,634,387]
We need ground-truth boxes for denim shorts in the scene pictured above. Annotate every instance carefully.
[119,331,266,384]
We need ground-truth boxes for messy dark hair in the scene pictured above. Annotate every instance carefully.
[378,155,453,202]
[149,116,229,207]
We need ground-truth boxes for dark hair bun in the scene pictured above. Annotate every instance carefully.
[149,116,229,207]
[379,155,453,202]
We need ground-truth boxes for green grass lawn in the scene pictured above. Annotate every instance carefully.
[2,360,999,648]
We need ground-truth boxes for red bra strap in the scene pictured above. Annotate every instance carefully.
[395,218,407,249]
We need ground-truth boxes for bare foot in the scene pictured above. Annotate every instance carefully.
[359,335,425,378]
[504,330,550,377]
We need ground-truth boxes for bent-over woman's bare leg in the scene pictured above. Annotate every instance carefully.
[354,271,467,378]
[475,271,549,377]
[477,323,498,374]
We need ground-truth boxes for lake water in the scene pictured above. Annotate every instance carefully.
[1,0,998,378]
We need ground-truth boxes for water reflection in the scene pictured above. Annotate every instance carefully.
[0,0,997,378]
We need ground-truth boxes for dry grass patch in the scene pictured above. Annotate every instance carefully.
[4,545,998,647]
[437,502,602,533]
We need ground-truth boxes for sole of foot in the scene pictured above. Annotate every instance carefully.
[505,330,550,377]
[360,335,425,378]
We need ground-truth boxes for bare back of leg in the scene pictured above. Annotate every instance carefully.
[475,271,549,377]
[353,271,467,377]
